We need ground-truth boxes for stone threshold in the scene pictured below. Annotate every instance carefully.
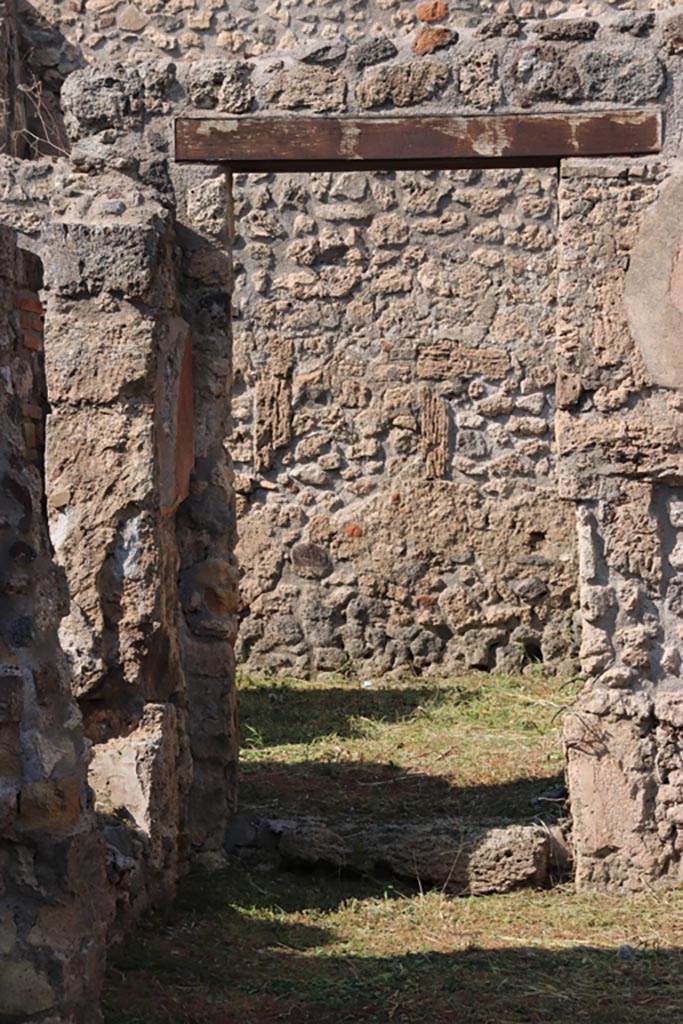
[225,810,573,896]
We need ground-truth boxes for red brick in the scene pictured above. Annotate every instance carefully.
[14,290,44,315]
[19,313,44,333]
[23,330,43,352]
[413,26,455,55]
[416,0,449,24]
[344,523,363,539]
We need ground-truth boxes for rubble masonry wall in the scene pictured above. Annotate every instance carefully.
[5,2,683,1021]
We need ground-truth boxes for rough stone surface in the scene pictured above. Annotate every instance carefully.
[2,5,683,1022]
[90,703,188,916]
[558,160,683,891]
[225,813,572,895]
[0,0,25,155]
[0,224,110,1023]
[14,0,683,65]
[624,173,683,389]
[231,165,578,679]
[0,148,234,1007]
[357,60,451,108]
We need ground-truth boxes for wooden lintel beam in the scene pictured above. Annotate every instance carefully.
[174,110,662,170]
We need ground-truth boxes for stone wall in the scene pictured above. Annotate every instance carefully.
[52,7,683,891]
[0,0,24,154]
[59,4,677,681]
[38,170,195,914]
[0,223,109,1023]
[18,0,683,64]
[15,0,683,679]
[4,3,683,1019]
[173,163,240,854]
[0,87,237,1006]
[558,158,683,891]
[232,164,579,678]
[218,9,669,679]
[0,146,236,931]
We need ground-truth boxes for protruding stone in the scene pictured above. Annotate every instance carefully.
[475,14,520,38]
[533,18,598,41]
[117,5,149,32]
[261,66,347,113]
[300,39,347,65]
[291,542,332,580]
[662,12,683,52]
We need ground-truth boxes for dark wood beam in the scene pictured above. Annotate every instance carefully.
[174,110,661,170]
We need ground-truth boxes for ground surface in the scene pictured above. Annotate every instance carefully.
[238,672,573,823]
[102,673,683,1024]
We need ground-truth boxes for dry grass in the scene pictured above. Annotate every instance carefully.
[103,864,683,1024]
[238,670,577,822]
[102,671,683,1024]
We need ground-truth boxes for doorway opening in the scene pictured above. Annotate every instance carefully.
[169,107,660,887]
[223,159,578,892]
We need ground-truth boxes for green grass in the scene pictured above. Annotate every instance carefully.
[101,671,683,1024]
[238,670,578,822]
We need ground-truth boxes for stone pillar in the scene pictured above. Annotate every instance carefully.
[0,224,109,1021]
[39,179,193,917]
[558,157,683,891]
[57,60,242,859]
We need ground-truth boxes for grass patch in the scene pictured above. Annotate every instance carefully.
[238,670,579,822]
[103,863,683,1024]
[102,671,683,1023]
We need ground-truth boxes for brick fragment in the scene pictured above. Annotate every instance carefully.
[416,0,449,24]
[22,330,43,352]
[19,312,43,332]
[413,26,456,56]
[13,290,44,315]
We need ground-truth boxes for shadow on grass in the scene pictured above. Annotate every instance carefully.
[102,867,683,1024]
[240,757,566,823]
[237,682,498,747]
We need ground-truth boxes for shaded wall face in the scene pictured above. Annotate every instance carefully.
[0,225,109,1024]
[232,166,579,678]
